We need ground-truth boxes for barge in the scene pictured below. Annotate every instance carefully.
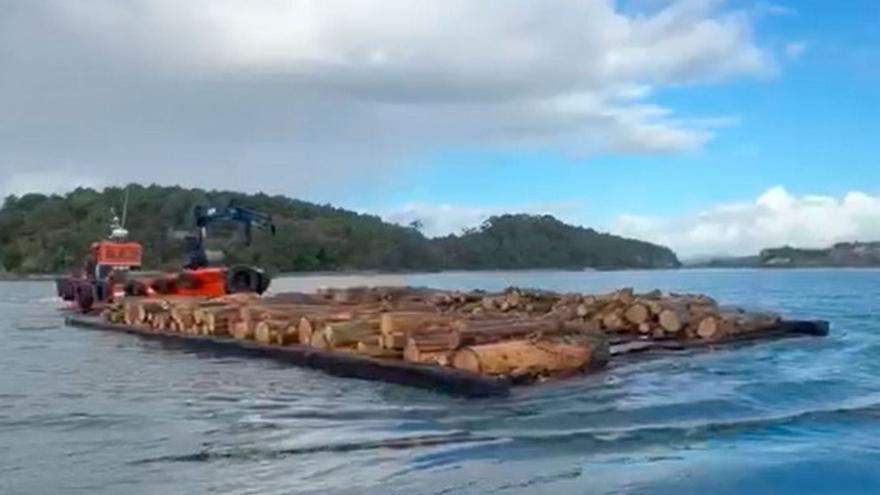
[65,286,830,398]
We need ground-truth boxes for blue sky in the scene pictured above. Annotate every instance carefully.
[2,1,879,257]
[342,1,880,231]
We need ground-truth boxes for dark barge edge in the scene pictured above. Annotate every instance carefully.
[65,315,512,398]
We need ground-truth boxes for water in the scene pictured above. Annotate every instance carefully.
[2,269,880,494]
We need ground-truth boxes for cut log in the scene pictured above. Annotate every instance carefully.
[659,309,687,333]
[323,319,380,348]
[452,337,607,376]
[624,304,650,325]
[309,330,331,350]
[381,332,408,350]
[274,323,300,345]
[380,312,444,338]
[404,335,452,363]
[696,316,718,340]
[601,310,627,331]
[356,340,404,359]
[230,321,253,340]
[448,318,572,349]
[231,319,255,340]
[299,313,356,347]
[254,319,290,345]
[136,300,165,323]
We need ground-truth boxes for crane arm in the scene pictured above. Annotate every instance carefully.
[185,205,276,269]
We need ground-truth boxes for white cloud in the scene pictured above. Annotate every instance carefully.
[0,0,777,196]
[383,200,586,237]
[784,41,808,59]
[614,187,880,257]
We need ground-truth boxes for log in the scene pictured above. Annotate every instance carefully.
[380,312,445,337]
[381,332,408,350]
[297,317,315,346]
[404,335,452,364]
[323,319,380,348]
[601,310,627,331]
[448,318,571,349]
[696,316,720,340]
[659,308,687,333]
[356,341,404,359]
[231,320,252,340]
[624,304,650,325]
[299,313,356,347]
[255,319,290,345]
[452,337,607,377]
[309,329,331,350]
[136,300,165,323]
[274,323,300,345]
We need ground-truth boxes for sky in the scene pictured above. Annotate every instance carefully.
[1,0,879,258]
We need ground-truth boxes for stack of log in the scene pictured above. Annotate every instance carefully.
[102,286,784,380]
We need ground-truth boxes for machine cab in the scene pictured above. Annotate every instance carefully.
[88,241,143,280]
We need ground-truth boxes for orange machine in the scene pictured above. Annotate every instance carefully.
[58,205,273,313]
[57,239,144,312]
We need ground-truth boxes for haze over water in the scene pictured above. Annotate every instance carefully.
[2,269,879,494]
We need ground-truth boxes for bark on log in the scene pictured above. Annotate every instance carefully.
[404,335,452,363]
[381,332,408,350]
[356,341,404,359]
[452,338,606,376]
[380,312,444,338]
[448,318,569,349]
[323,319,380,348]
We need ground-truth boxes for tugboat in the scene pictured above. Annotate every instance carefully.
[56,211,143,313]
[57,204,275,313]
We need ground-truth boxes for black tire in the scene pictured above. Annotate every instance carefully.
[74,283,95,313]
[226,265,271,294]
[124,280,149,297]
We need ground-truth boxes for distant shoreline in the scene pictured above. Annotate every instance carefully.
[7,266,880,283]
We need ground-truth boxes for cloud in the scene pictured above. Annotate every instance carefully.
[784,41,808,59]
[383,200,586,237]
[1,0,776,197]
[614,187,880,257]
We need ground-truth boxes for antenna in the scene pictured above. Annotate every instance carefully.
[121,186,130,228]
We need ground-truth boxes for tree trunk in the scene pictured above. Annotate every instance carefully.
[624,304,649,325]
[659,308,688,333]
[255,318,290,345]
[323,319,380,348]
[403,335,452,364]
[448,318,568,349]
[380,312,445,338]
[452,338,604,376]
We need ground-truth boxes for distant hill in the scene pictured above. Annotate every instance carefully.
[0,185,680,273]
[688,242,880,268]
[433,214,680,270]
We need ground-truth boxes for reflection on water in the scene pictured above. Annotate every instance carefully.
[2,270,879,494]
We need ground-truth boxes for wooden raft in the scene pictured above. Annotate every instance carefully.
[64,315,511,398]
[65,314,828,397]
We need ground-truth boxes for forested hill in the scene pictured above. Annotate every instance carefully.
[0,185,680,273]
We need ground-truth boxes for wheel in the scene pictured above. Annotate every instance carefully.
[225,265,271,294]
[74,283,95,313]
